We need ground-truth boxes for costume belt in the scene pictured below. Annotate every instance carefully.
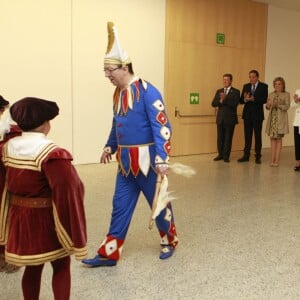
[10,194,52,208]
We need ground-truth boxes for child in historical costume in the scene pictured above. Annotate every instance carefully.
[0,97,87,300]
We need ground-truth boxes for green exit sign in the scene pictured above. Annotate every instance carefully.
[216,33,225,44]
[190,93,199,104]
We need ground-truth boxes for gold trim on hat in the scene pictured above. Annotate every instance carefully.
[104,58,131,66]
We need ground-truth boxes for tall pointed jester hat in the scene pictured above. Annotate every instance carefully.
[104,22,131,66]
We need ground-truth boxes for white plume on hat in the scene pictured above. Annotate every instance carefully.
[104,22,131,66]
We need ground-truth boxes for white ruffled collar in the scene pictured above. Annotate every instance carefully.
[7,132,54,158]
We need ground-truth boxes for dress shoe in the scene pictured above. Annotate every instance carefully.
[294,166,300,171]
[255,158,261,164]
[159,246,174,260]
[81,254,117,267]
[237,156,249,162]
[213,156,223,161]
[223,158,230,163]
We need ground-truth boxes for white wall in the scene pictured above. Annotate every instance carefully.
[0,0,166,164]
[0,0,73,152]
[263,5,300,148]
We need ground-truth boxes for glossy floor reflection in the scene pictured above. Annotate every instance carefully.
[2,147,300,299]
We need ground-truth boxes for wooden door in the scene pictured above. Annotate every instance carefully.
[165,0,268,156]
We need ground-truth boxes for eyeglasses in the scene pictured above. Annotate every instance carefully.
[103,67,121,74]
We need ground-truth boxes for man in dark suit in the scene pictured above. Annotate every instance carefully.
[212,73,240,162]
[238,69,268,164]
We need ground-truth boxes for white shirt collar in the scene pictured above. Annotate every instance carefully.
[7,132,54,158]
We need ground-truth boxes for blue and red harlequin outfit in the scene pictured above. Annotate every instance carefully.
[97,78,178,261]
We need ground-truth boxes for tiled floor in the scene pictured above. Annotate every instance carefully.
[2,147,300,299]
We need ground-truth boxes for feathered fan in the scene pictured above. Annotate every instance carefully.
[149,163,196,229]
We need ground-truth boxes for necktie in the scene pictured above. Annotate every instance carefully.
[224,88,227,94]
[251,84,255,95]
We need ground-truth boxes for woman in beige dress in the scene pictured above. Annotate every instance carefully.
[265,77,290,166]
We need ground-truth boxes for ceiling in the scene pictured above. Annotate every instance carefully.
[253,0,300,11]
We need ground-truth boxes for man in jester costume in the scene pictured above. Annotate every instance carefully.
[82,22,178,267]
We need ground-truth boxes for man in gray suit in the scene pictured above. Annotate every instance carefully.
[212,73,240,162]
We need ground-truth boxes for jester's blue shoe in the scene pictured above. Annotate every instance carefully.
[159,246,174,260]
[81,255,117,267]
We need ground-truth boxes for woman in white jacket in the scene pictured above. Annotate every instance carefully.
[291,91,300,171]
